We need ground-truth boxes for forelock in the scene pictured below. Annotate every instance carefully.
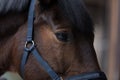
[0,0,29,13]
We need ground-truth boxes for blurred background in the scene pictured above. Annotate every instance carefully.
[84,0,120,80]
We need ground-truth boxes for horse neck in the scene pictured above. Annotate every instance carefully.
[0,12,27,40]
[0,12,28,75]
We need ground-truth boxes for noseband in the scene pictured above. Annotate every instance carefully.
[20,0,107,80]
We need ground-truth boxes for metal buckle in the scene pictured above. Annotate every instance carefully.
[25,40,35,51]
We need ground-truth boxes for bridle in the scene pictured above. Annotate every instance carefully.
[20,0,107,80]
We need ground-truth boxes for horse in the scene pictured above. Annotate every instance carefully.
[0,0,107,80]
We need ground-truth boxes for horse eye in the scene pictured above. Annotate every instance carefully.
[55,32,70,42]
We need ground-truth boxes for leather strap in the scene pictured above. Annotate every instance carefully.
[26,0,36,41]
[31,47,61,80]
[20,0,62,80]
[20,0,36,78]
[65,71,107,80]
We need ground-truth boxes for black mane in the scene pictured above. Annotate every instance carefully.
[0,0,94,40]
[57,0,94,36]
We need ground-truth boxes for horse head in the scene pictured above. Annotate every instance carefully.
[0,0,107,80]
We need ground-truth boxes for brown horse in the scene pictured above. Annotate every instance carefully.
[0,0,107,80]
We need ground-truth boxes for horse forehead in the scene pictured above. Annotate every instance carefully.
[0,0,29,13]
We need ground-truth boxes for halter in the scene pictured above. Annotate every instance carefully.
[20,0,107,80]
